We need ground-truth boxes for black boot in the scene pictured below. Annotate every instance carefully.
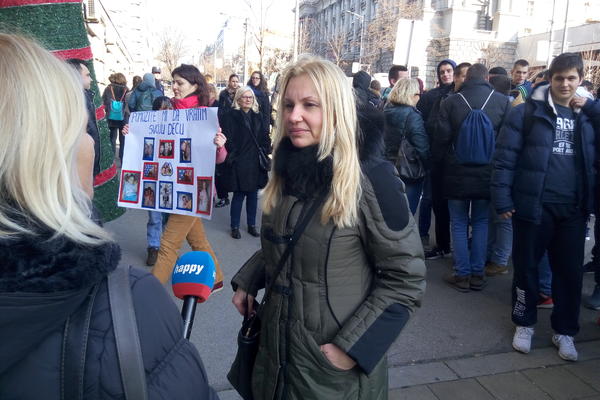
[248,226,260,237]
[231,228,241,239]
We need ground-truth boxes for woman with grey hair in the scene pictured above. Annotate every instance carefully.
[221,86,271,239]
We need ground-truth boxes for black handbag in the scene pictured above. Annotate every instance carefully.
[396,136,426,181]
[227,192,326,400]
[248,124,271,172]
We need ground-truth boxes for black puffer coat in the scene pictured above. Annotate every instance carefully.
[383,103,430,170]
[221,108,271,192]
[85,89,101,176]
[432,79,511,199]
[0,233,218,400]
[353,71,381,108]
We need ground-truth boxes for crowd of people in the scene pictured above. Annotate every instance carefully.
[376,54,600,362]
[2,28,600,399]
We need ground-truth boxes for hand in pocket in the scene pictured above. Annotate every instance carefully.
[319,343,356,371]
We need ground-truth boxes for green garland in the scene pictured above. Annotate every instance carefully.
[0,2,124,222]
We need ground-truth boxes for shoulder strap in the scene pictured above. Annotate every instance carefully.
[110,85,115,100]
[61,284,100,400]
[108,267,148,400]
[457,93,472,111]
[481,90,495,110]
[119,87,127,102]
[246,191,327,322]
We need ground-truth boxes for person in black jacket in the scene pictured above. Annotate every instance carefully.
[0,33,218,400]
[492,53,600,361]
[67,58,101,177]
[221,86,271,239]
[247,70,272,131]
[384,77,429,214]
[101,72,128,162]
[416,58,456,259]
[433,64,510,292]
[353,70,381,109]
[215,74,241,208]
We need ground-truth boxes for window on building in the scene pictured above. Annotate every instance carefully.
[527,0,534,16]
[411,66,419,78]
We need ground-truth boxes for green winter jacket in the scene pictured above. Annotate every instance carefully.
[232,158,426,400]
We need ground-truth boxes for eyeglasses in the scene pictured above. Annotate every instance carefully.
[241,96,254,100]
[251,77,260,80]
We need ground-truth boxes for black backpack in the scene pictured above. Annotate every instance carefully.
[60,267,147,400]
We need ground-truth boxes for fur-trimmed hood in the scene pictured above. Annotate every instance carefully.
[0,233,120,374]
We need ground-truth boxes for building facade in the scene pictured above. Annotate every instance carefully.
[299,0,600,88]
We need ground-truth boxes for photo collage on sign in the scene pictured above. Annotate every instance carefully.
[121,135,207,213]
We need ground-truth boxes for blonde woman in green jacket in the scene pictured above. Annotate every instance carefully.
[231,56,426,400]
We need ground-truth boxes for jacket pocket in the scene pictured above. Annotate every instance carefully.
[285,321,359,399]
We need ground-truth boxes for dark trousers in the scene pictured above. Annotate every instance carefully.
[230,191,258,229]
[511,203,586,336]
[215,164,229,200]
[431,164,451,252]
[109,126,125,162]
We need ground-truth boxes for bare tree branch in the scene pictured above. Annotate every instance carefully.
[157,30,186,79]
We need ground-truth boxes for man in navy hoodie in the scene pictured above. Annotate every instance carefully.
[492,53,600,362]
[417,58,456,259]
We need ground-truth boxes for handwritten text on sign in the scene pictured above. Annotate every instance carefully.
[117,108,218,219]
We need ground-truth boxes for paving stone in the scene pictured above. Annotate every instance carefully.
[388,362,459,389]
[389,385,439,400]
[577,341,600,361]
[564,359,600,392]
[477,371,552,400]
[428,378,495,400]
[446,347,565,378]
[522,365,597,400]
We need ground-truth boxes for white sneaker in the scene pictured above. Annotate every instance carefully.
[552,334,578,361]
[512,326,534,354]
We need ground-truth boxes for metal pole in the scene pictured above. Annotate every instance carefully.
[293,0,299,61]
[547,0,556,66]
[243,18,248,83]
[359,15,364,65]
[561,0,570,53]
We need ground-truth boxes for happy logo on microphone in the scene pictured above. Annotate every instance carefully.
[172,251,216,303]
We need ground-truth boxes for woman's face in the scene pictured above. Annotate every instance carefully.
[283,74,323,148]
[251,73,261,87]
[172,74,198,99]
[238,90,254,111]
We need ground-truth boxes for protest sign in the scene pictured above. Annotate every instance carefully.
[118,108,218,219]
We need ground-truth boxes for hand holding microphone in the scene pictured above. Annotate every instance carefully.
[171,251,216,339]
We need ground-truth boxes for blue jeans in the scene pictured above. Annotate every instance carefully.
[230,190,258,229]
[487,205,513,266]
[418,174,432,237]
[538,252,552,296]
[405,179,424,216]
[147,211,163,248]
[448,199,490,277]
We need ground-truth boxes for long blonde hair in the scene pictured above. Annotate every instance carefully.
[262,56,362,228]
[0,33,110,244]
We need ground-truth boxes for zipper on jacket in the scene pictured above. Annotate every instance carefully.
[324,227,342,329]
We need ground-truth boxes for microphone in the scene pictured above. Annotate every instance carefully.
[171,251,216,339]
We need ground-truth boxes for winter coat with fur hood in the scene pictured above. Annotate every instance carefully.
[0,232,218,400]
[230,107,426,400]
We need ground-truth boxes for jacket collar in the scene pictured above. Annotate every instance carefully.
[530,83,581,117]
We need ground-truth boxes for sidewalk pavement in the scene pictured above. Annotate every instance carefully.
[106,207,600,400]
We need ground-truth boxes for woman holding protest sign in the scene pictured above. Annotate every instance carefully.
[221,87,271,239]
[150,64,227,291]
[229,56,425,400]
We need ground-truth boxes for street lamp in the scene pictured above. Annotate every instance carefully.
[344,9,364,65]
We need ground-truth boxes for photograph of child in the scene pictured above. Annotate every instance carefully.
[143,162,159,180]
[180,138,192,163]
[141,181,156,208]
[143,138,154,161]
[159,181,173,209]
[120,170,141,203]
[160,162,173,176]
[158,140,174,158]
[177,167,194,185]
[177,192,193,212]
[197,177,212,215]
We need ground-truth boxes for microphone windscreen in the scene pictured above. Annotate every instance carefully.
[171,251,216,303]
